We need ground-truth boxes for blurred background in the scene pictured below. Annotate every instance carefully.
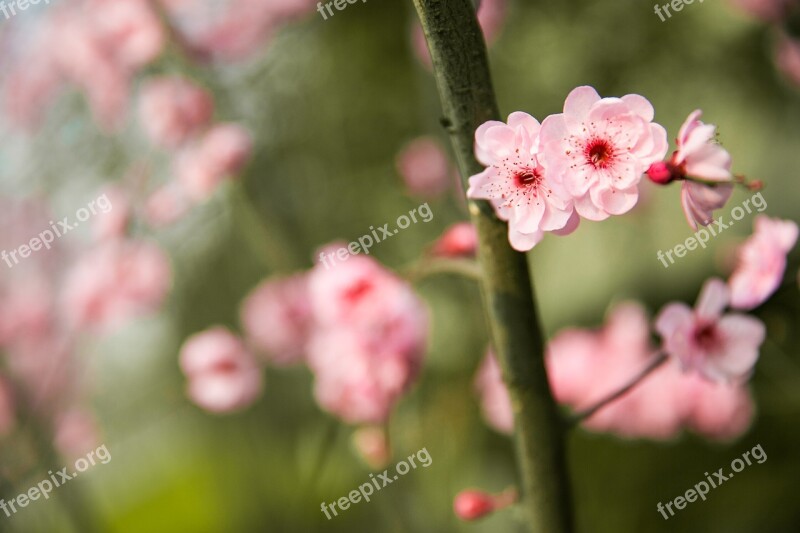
[1,0,799,531]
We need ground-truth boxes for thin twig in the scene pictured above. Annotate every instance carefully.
[569,353,669,425]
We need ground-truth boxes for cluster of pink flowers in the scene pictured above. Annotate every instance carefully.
[137,75,253,221]
[468,87,668,250]
[180,243,428,421]
[477,302,756,441]
[475,213,797,440]
[0,192,174,461]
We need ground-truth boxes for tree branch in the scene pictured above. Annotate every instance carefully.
[410,1,573,531]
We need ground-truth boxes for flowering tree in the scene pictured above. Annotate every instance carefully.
[1,0,799,532]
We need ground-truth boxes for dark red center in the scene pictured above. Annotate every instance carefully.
[693,323,720,351]
[514,169,541,188]
[586,139,613,168]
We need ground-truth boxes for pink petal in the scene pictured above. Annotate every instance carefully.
[654,303,692,339]
[563,86,601,125]
[589,184,639,216]
[507,111,541,138]
[695,278,729,321]
[621,94,655,122]
[573,192,610,221]
[508,226,544,251]
[710,314,766,379]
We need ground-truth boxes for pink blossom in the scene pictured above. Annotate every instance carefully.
[680,180,734,230]
[62,240,172,331]
[144,182,191,227]
[673,110,733,182]
[679,374,754,441]
[50,11,131,131]
[395,137,452,197]
[729,0,792,21]
[775,34,800,89]
[474,350,513,434]
[540,86,668,221]
[85,0,166,69]
[240,274,312,366]
[0,275,53,349]
[92,187,129,241]
[306,250,427,424]
[138,77,214,148]
[431,222,478,258]
[0,378,15,438]
[729,215,798,310]
[453,490,496,521]
[655,278,766,382]
[468,112,577,251]
[3,38,63,131]
[179,327,263,413]
[308,250,427,357]
[351,426,390,469]
[54,409,100,460]
[176,123,253,201]
[547,302,686,439]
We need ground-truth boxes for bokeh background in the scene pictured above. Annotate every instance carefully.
[1,0,800,532]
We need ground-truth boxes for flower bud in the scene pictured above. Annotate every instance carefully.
[453,490,496,521]
[646,161,676,184]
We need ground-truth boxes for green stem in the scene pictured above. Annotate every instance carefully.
[411,1,573,531]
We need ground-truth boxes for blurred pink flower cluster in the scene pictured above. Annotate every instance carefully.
[468,87,668,250]
[0,192,173,459]
[2,0,317,131]
[137,75,253,221]
[476,214,797,440]
[180,244,428,421]
[478,302,756,441]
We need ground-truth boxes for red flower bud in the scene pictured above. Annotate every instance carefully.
[646,161,676,184]
[453,490,495,521]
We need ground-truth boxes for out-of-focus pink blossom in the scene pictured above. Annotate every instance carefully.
[679,373,754,441]
[3,43,62,131]
[655,278,766,382]
[431,222,478,258]
[680,180,734,231]
[453,490,496,521]
[92,187,129,241]
[0,378,15,437]
[306,250,427,424]
[674,110,733,182]
[179,327,263,413]
[54,409,100,460]
[474,350,513,434]
[176,123,253,202]
[240,274,312,366]
[396,137,452,197]
[775,34,800,88]
[548,302,686,439]
[468,112,577,251]
[730,0,792,21]
[50,11,131,131]
[351,426,390,469]
[85,0,166,69]
[0,275,53,349]
[62,240,172,331]
[144,182,191,227]
[729,215,798,310]
[138,77,214,148]
[540,86,668,222]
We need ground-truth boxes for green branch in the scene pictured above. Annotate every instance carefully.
[410,1,573,531]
